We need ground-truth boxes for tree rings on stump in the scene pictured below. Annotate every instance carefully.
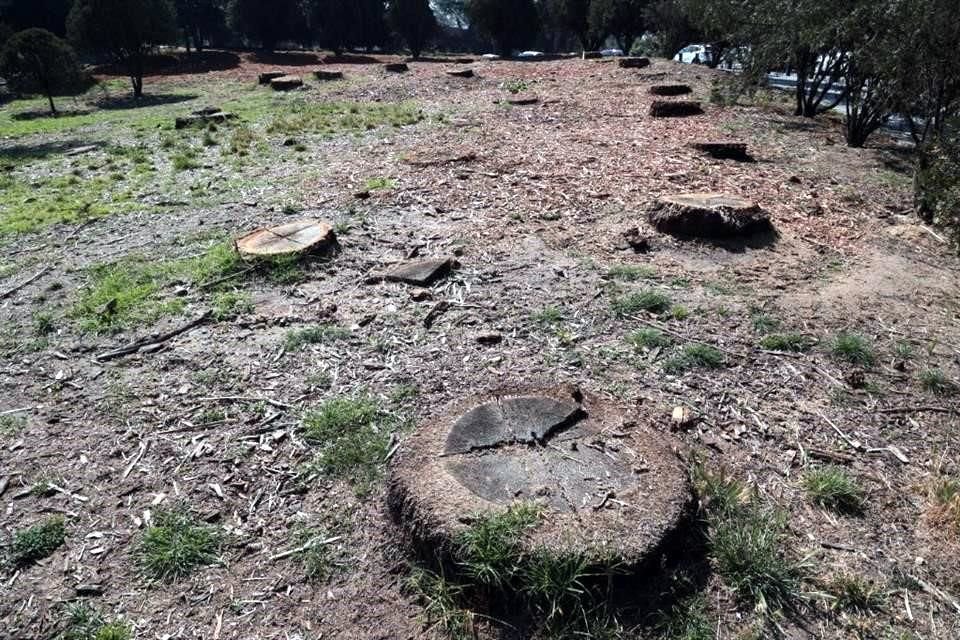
[388,385,692,565]
[270,75,303,91]
[618,57,651,69]
[690,141,752,161]
[314,70,344,81]
[384,62,409,73]
[648,193,772,238]
[649,84,692,96]
[649,100,703,117]
[234,219,337,259]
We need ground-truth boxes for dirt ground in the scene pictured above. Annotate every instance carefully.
[1,50,958,639]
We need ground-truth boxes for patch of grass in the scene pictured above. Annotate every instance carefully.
[825,573,884,613]
[456,502,543,589]
[266,100,424,137]
[655,595,712,640]
[751,312,780,335]
[919,368,956,395]
[760,333,813,352]
[0,413,26,437]
[289,525,340,581]
[929,477,960,531]
[532,305,564,326]
[405,567,474,640]
[610,290,672,317]
[626,327,672,351]
[10,516,66,565]
[171,150,200,171]
[692,463,748,517]
[363,176,395,191]
[669,305,691,320]
[211,290,253,320]
[301,395,390,493]
[92,622,132,640]
[284,324,350,350]
[136,507,221,581]
[521,549,591,622]
[608,264,656,281]
[34,312,56,336]
[830,331,875,366]
[502,79,531,94]
[663,343,725,374]
[802,466,865,515]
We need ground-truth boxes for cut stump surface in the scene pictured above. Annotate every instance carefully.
[649,193,772,238]
[388,385,692,563]
[314,70,344,81]
[270,75,303,91]
[257,71,286,85]
[384,63,409,73]
[445,68,475,78]
[649,100,703,117]
[649,84,692,96]
[235,219,337,258]
[690,141,751,161]
[619,57,651,69]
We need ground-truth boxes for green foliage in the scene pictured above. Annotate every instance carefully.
[137,507,221,581]
[826,573,884,613]
[289,525,339,581]
[363,176,395,191]
[751,312,780,334]
[656,595,712,640]
[10,516,66,565]
[531,305,564,326]
[830,331,875,366]
[915,123,960,250]
[466,0,539,57]
[803,466,865,515]
[760,333,813,352]
[610,290,672,316]
[664,343,725,373]
[266,101,424,137]
[521,550,590,621]
[588,0,646,52]
[455,502,543,588]
[284,324,350,350]
[227,0,303,51]
[211,290,252,320]
[0,413,27,437]
[301,395,390,493]
[57,602,132,640]
[0,28,86,115]
[929,477,960,531]
[608,263,656,281]
[919,368,956,395]
[389,0,438,58]
[626,327,672,350]
[92,622,132,640]
[692,463,748,517]
[405,567,474,640]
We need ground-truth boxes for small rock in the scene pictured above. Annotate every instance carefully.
[671,406,696,430]
[258,71,286,85]
[372,258,457,287]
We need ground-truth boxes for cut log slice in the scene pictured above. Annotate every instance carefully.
[384,62,409,73]
[258,71,286,85]
[619,57,651,69]
[388,384,693,567]
[445,68,475,78]
[648,193,772,238]
[649,84,692,96]
[314,70,344,81]
[235,219,337,258]
[690,141,752,161]
[270,75,304,91]
[504,93,539,105]
[649,100,703,117]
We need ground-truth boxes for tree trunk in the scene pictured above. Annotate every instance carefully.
[47,93,58,116]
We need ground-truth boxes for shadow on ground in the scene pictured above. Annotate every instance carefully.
[0,139,103,163]
[93,93,199,111]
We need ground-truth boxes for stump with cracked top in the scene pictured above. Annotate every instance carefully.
[649,84,692,96]
[648,193,772,238]
[649,100,703,117]
[388,385,692,565]
[235,219,338,258]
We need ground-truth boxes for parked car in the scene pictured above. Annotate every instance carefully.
[600,48,624,57]
[517,51,544,58]
[480,53,500,60]
[673,44,713,65]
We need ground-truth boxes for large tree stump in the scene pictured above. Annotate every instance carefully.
[258,71,286,85]
[314,70,344,81]
[619,57,650,69]
[388,384,692,569]
[235,219,337,259]
[690,141,752,161]
[384,62,409,73]
[648,193,772,238]
[649,84,692,96]
[270,75,303,91]
[649,100,703,117]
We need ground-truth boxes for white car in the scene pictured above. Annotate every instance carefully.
[481,53,500,60]
[517,51,544,58]
[674,44,713,65]
[600,48,623,57]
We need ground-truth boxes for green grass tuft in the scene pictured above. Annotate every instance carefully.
[284,324,350,350]
[626,327,672,351]
[136,507,221,581]
[826,573,884,613]
[608,264,656,281]
[802,466,866,515]
[521,549,591,621]
[405,567,474,640]
[830,331,875,366]
[751,312,780,334]
[664,343,725,373]
[760,333,813,352]
[919,368,956,395]
[289,525,340,581]
[611,290,672,317]
[455,502,543,589]
[531,305,564,326]
[655,595,712,640]
[10,516,66,565]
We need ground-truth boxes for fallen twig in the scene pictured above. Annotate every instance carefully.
[0,266,52,300]
[909,575,960,614]
[270,536,342,561]
[95,311,212,361]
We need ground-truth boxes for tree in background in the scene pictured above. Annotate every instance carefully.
[355,0,388,51]
[312,0,356,56]
[549,0,600,51]
[0,22,12,49]
[0,28,86,114]
[389,0,437,58]
[227,0,303,51]
[67,0,178,98]
[0,0,73,37]
[644,0,700,58]
[466,0,538,57]
[174,0,226,52]
[588,0,646,53]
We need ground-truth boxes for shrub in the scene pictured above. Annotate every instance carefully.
[664,343,725,373]
[915,122,960,251]
[0,28,86,115]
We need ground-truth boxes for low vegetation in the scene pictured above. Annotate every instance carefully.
[664,343,725,373]
[9,516,66,565]
[284,324,351,350]
[803,466,866,515]
[610,290,672,316]
[825,573,884,613]
[760,332,813,352]
[829,331,876,366]
[136,507,221,581]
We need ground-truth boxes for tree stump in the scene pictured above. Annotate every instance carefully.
[690,141,752,161]
[504,93,539,105]
[270,75,303,91]
[313,70,344,81]
[388,384,692,567]
[445,68,474,78]
[235,219,337,259]
[649,84,692,96]
[384,62,409,73]
[582,51,603,59]
[648,193,772,238]
[649,100,703,117]
[175,111,236,129]
[257,71,286,85]
[618,57,650,69]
